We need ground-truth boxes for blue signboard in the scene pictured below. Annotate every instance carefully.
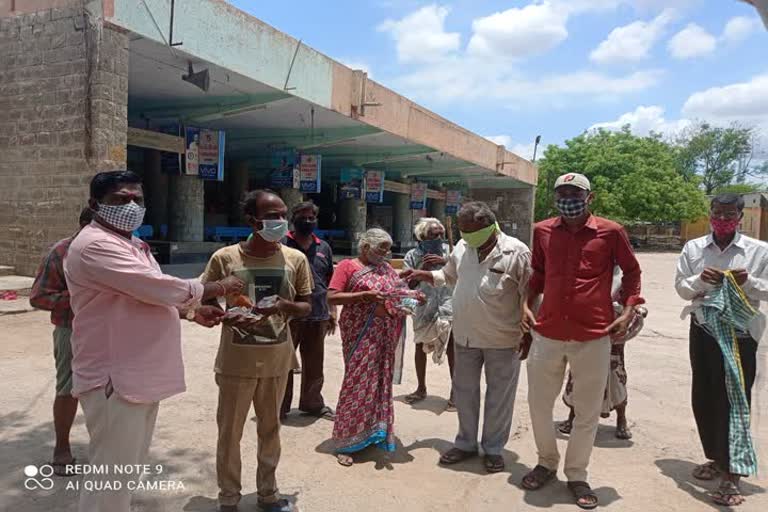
[185,127,225,181]
[339,167,364,199]
[299,154,321,193]
[365,170,384,203]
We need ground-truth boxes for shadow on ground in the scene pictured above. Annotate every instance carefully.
[655,458,766,510]
[0,408,216,512]
[184,491,300,512]
[315,436,415,470]
[394,393,452,416]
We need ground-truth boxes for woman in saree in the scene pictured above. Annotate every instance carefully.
[327,228,418,466]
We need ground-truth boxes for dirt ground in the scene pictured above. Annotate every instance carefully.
[1,252,767,512]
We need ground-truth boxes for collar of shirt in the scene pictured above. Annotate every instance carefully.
[704,232,747,253]
[286,231,321,246]
[552,213,598,232]
[90,220,151,254]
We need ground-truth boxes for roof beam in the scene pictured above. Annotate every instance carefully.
[131,93,292,121]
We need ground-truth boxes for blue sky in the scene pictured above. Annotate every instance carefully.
[229,0,767,161]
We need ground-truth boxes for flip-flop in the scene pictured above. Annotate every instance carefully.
[439,447,477,465]
[692,461,721,481]
[712,480,744,507]
[303,406,335,420]
[567,481,599,510]
[484,454,505,473]
[615,424,632,440]
[404,390,427,405]
[49,458,78,477]
[337,454,353,467]
[557,421,573,435]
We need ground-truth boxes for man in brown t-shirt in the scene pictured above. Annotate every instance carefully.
[201,190,313,512]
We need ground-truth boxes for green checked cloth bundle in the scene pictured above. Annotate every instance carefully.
[700,270,760,476]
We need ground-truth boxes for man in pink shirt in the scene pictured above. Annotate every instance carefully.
[64,171,242,512]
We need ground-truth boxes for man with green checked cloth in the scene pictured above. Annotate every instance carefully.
[676,193,768,507]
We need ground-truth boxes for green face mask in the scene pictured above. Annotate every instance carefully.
[460,222,499,248]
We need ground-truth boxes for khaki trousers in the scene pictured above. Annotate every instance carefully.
[216,373,289,507]
[78,388,159,512]
[527,332,610,482]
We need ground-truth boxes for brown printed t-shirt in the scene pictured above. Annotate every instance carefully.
[201,243,314,378]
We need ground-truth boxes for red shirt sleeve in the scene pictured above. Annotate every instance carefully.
[528,225,545,296]
[614,227,644,306]
[329,259,356,291]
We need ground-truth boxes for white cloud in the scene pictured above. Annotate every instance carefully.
[377,5,460,63]
[484,136,537,160]
[467,3,569,58]
[589,9,676,64]
[721,16,760,44]
[591,105,692,136]
[682,74,768,121]
[668,23,717,59]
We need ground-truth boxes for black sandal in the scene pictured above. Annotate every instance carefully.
[49,458,78,477]
[439,447,477,465]
[521,465,556,490]
[484,454,505,473]
[567,481,598,510]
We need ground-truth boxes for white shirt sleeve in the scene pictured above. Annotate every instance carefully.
[675,243,710,301]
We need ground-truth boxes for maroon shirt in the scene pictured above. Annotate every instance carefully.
[30,237,74,327]
[529,215,644,342]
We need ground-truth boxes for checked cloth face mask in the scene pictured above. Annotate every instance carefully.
[556,197,588,219]
[96,202,146,233]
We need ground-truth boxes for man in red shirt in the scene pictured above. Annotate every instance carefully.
[520,173,643,510]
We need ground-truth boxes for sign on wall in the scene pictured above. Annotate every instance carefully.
[365,170,385,203]
[410,182,428,210]
[270,149,299,189]
[185,127,225,181]
[339,167,365,199]
[445,190,462,214]
[299,154,322,193]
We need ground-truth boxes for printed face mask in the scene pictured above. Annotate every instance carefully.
[96,202,146,233]
[710,217,740,238]
[555,197,588,219]
[460,223,499,248]
[257,219,289,242]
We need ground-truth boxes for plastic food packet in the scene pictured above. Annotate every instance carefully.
[256,295,279,309]
[387,286,426,315]
[232,295,253,309]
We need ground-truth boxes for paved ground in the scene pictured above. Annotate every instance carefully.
[1,252,767,512]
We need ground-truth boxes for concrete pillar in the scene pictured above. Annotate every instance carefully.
[144,150,168,237]
[229,161,249,225]
[168,175,204,241]
[429,194,447,224]
[392,192,412,244]
[279,188,304,212]
[339,199,367,254]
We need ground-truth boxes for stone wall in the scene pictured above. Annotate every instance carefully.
[468,188,535,247]
[0,2,127,275]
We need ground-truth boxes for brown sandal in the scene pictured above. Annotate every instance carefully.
[521,465,556,490]
[712,479,744,506]
[692,461,721,481]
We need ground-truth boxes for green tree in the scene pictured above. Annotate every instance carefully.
[674,122,755,194]
[535,127,708,223]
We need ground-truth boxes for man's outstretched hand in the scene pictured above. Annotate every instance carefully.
[193,305,226,328]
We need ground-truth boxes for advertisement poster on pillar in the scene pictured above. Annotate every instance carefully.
[446,190,461,214]
[339,168,364,200]
[410,182,428,210]
[365,170,384,203]
[270,149,299,189]
[185,127,226,181]
[299,154,321,193]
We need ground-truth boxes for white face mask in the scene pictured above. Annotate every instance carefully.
[96,202,146,233]
[257,219,289,242]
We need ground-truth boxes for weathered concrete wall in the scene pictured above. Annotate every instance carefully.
[0,2,127,275]
[469,188,535,247]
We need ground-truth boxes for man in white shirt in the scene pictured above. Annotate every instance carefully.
[675,193,768,507]
[403,201,531,474]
